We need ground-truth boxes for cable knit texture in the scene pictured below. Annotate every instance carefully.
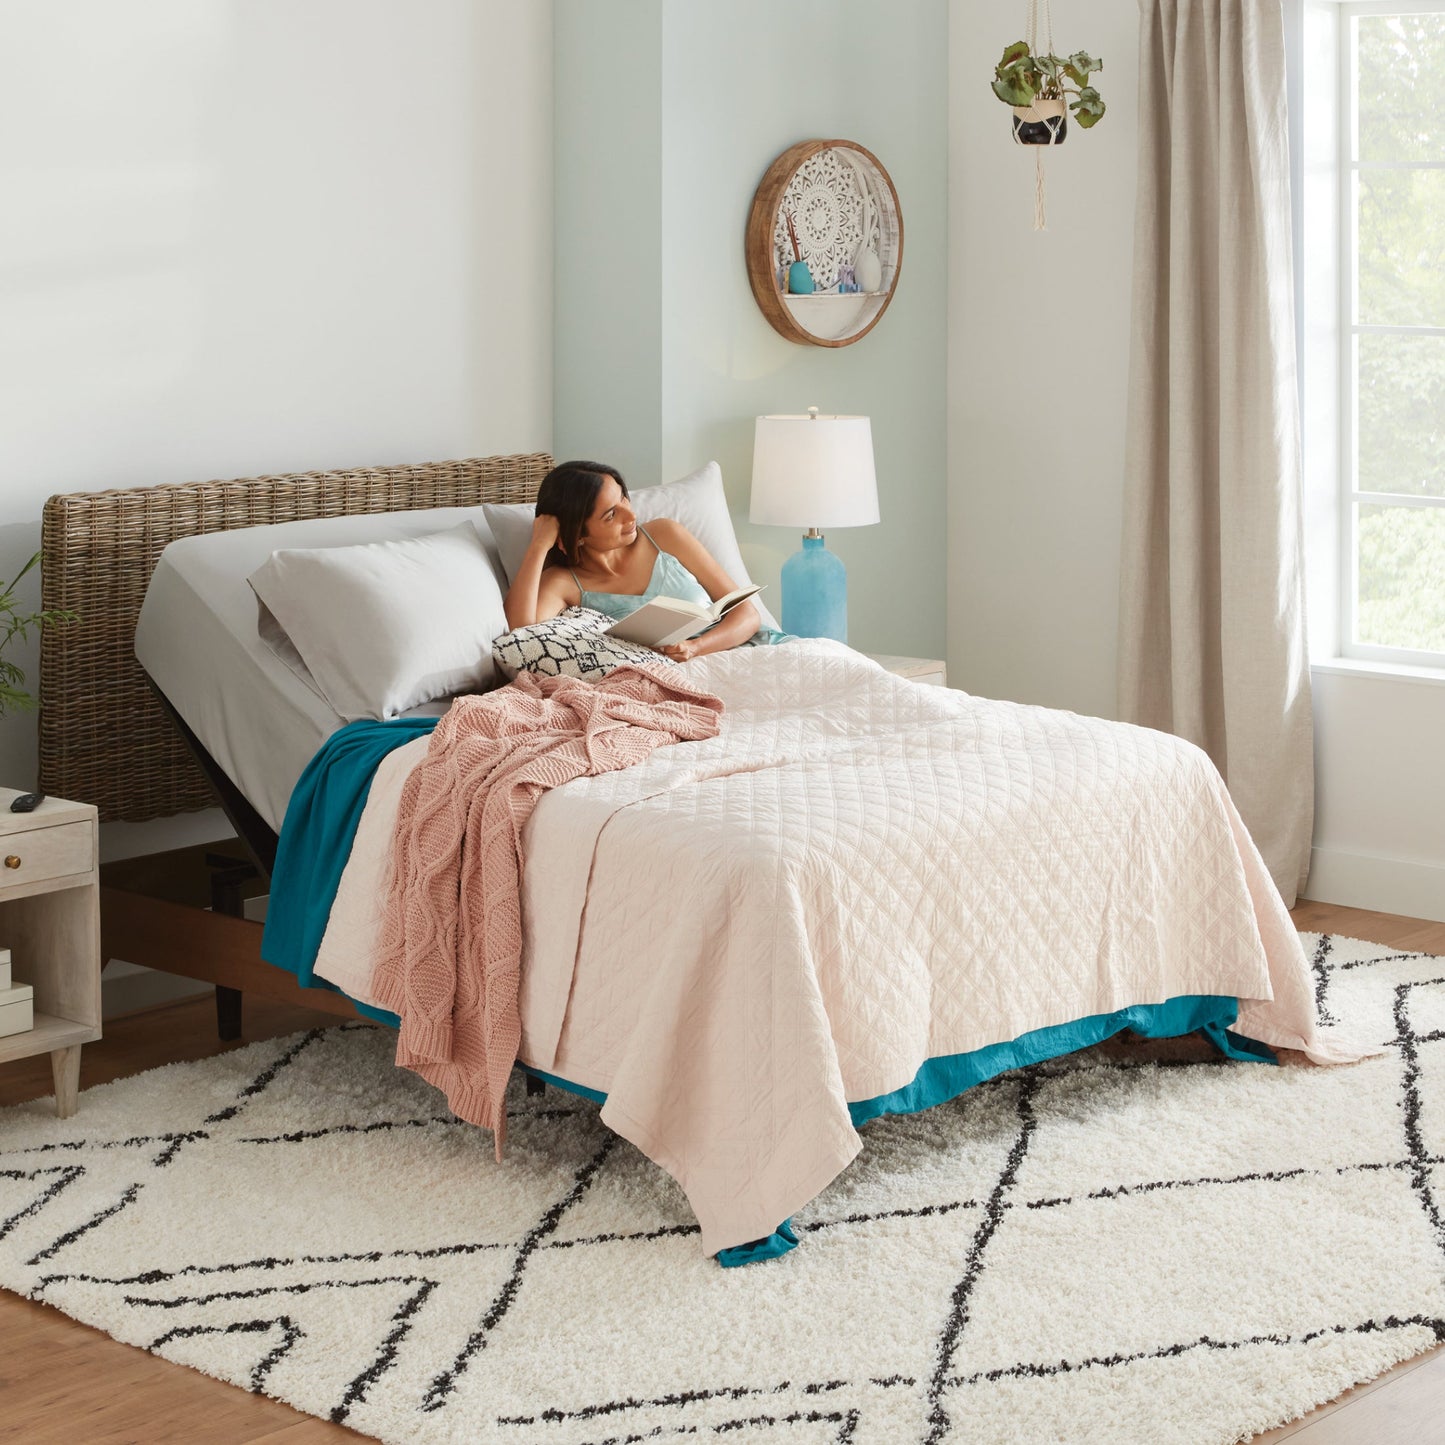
[369,666,723,1156]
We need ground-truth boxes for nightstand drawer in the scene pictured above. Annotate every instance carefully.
[0,822,92,888]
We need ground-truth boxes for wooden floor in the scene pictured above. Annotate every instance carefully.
[1,902,1442,1443]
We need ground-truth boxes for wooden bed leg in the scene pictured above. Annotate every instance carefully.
[525,1073,546,1098]
[216,985,243,1041]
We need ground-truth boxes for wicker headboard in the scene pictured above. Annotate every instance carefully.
[39,452,552,823]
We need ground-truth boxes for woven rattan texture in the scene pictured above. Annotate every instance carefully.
[38,454,551,823]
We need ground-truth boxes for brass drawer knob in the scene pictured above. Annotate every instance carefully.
[3,856,19,869]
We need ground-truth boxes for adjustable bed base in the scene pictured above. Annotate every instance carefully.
[40,453,553,1034]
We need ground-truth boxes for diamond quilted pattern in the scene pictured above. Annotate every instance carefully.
[508,642,1338,1254]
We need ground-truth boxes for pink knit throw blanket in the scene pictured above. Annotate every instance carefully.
[369,665,723,1156]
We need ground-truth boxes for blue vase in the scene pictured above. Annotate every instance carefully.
[781,535,847,642]
[787,260,815,295]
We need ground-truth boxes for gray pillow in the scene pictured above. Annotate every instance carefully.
[492,607,677,681]
[248,521,508,721]
[483,461,782,633]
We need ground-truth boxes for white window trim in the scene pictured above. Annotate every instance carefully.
[1338,0,1445,672]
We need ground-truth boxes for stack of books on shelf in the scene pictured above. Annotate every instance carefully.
[0,947,33,1038]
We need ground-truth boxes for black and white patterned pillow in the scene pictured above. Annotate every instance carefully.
[492,607,676,681]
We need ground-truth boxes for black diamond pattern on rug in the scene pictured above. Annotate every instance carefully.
[1,935,1442,1445]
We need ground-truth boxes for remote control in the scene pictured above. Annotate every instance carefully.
[9,792,44,813]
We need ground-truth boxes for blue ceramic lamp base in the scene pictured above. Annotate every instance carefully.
[781,533,847,642]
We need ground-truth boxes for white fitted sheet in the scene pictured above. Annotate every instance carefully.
[135,507,508,834]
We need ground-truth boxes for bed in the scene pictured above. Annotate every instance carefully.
[39,453,1356,1262]
[40,455,549,1018]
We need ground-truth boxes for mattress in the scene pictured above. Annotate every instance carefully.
[135,505,507,834]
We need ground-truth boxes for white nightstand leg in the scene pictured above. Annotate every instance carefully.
[50,1044,82,1118]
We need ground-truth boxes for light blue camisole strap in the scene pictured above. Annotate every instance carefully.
[576,527,709,619]
[577,525,790,645]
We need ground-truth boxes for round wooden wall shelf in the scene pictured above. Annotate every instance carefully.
[745,139,903,348]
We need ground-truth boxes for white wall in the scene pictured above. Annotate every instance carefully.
[0,0,553,1012]
[1295,0,1445,923]
[948,0,1445,923]
[947,0,1141,718]
[0,0,554,866]
[1309,669,1445,920]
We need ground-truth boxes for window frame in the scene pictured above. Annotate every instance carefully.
[1339,0,1445,670]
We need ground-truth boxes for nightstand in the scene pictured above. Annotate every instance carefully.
[866,654,948,688]
[0,789,100,1117]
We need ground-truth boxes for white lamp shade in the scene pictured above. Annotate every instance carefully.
[749,413,880,529]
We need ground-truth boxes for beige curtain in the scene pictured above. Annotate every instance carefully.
[1119,0,1313,905]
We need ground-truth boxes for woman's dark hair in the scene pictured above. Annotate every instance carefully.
[535,461,629,569]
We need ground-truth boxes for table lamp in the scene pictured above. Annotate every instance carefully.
[749,408,879,641]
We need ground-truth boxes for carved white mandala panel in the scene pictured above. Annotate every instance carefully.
[747,138,903,345]
[771,147,874,292]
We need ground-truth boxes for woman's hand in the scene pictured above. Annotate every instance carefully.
[529,513,561,552]
[656,637,701,663]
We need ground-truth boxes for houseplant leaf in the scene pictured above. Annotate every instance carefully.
[1070,87,1106,127]
[992,72,1037,106]
[993,41,1038,105]
[1064,52,1103,86]
[0,549,79,717]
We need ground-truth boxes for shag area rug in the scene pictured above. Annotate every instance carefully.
[2,934,1443,1445]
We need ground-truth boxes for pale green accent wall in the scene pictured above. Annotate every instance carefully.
[556,0,947,656]
[553,0,663,483]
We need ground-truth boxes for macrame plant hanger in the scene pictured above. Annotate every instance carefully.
[1016,0,1062,231]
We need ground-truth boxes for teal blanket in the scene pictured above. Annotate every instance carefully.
[261,717,431,1026]
[530,998,1274,1266]
[263,719,1276,1266]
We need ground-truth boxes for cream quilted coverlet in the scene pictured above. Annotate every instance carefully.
[315,642,1358,1254]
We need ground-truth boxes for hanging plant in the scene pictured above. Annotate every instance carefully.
[991,42,1105,145]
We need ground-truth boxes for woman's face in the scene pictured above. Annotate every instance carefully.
[579,477,637,554]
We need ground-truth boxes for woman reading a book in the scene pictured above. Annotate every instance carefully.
[503,461,777,661]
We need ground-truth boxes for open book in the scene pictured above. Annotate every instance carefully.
[605,584,765,649]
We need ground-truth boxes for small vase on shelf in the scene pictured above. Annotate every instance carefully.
[854,246,882,294]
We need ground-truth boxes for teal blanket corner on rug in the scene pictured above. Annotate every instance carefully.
[529,1002,1275,1268]
[262,717,1277,1268]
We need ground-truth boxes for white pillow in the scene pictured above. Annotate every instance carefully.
[248,521,508,721]
[483,461,781,632]
[493,607,676,681]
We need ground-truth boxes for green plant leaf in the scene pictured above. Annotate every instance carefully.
[1070,87,1106,127]
[992,73,1037,106]
[1063,51,1103,85]
[0,549,79,716]
[0,688,38,716]
[5,551,40,591]
[993,40,1039,104]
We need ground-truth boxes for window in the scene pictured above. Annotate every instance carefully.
[1343,3,1445,667]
